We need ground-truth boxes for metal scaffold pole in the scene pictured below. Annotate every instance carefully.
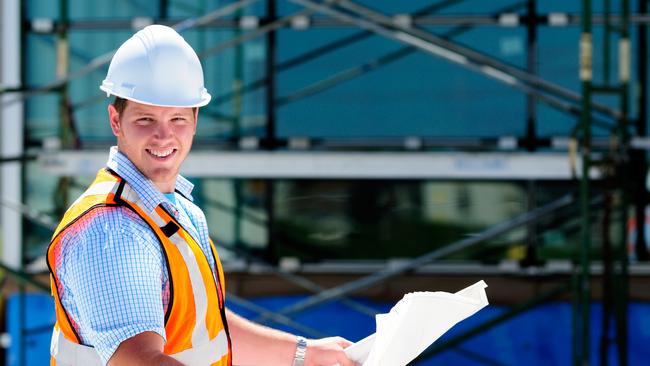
[600,3,614,364]
[634,0,650,264]
[53,0,74,219]
[578,0,592,365]
[264,0,278,262]
[524,0,539,267]
[579,0,631,364]
[615,1,630,364]
[233,2,246,253]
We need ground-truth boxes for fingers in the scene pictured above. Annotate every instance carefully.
[335,353,358,366]
[309,336,358,366]
[334,336,354,349]
[333,338,357,366]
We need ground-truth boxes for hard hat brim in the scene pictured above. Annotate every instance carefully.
[100,84,211,108]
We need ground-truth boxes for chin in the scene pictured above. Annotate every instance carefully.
[148,169,178,183]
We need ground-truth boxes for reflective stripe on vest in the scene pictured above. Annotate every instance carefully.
[47,168,231,365]
[50,327,228,366]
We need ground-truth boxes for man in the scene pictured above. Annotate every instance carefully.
[47,24,357,366]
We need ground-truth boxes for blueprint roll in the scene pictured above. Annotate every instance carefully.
[343,280,489,366]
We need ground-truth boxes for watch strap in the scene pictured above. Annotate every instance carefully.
[292,336,308,366]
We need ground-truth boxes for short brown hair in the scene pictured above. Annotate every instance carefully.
[112,96,129,114]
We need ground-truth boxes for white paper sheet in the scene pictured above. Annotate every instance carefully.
[343,280,489,366]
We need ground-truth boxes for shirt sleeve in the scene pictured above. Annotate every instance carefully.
[58,207,167,365]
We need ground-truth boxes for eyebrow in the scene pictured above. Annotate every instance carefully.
[130,109,155,116]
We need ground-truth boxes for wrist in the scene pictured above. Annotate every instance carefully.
[292,336,308,366]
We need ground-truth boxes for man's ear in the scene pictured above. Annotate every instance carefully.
[193,108,199,135]
[108,104,120,137]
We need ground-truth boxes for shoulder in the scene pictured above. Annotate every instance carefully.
[55,206,162,273]
[60,205,156,244]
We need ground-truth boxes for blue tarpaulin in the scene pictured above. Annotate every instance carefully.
[7,293,650,365]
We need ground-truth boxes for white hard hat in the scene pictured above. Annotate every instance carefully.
[100,24,211,108]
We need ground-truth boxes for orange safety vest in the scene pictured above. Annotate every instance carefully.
[47,168,232,366]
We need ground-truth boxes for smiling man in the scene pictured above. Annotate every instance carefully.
[108,99,197,193]
[46,25,356,366]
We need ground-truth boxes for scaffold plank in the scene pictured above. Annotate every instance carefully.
[38,151,600,180]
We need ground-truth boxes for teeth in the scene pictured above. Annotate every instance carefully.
[149,148,174,158]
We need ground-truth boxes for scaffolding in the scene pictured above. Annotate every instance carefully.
[0,0,648,365]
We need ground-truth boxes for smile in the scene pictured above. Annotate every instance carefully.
[146,148,176,158]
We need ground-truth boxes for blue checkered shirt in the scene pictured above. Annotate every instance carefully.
[53,146,218,365]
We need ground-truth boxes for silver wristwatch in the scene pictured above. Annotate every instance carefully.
[292,336,308,366]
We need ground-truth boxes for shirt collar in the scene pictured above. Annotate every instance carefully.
[106,146,194,214]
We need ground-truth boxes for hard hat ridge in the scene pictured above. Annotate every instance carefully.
[100,24,211,108]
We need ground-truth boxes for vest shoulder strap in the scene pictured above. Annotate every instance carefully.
[51,169,123,241]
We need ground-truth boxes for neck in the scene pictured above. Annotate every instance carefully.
[154,180,176,194]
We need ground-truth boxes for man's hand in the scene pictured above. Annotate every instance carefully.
[305,336,358,366]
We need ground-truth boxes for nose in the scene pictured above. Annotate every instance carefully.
[153,120,173,140]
